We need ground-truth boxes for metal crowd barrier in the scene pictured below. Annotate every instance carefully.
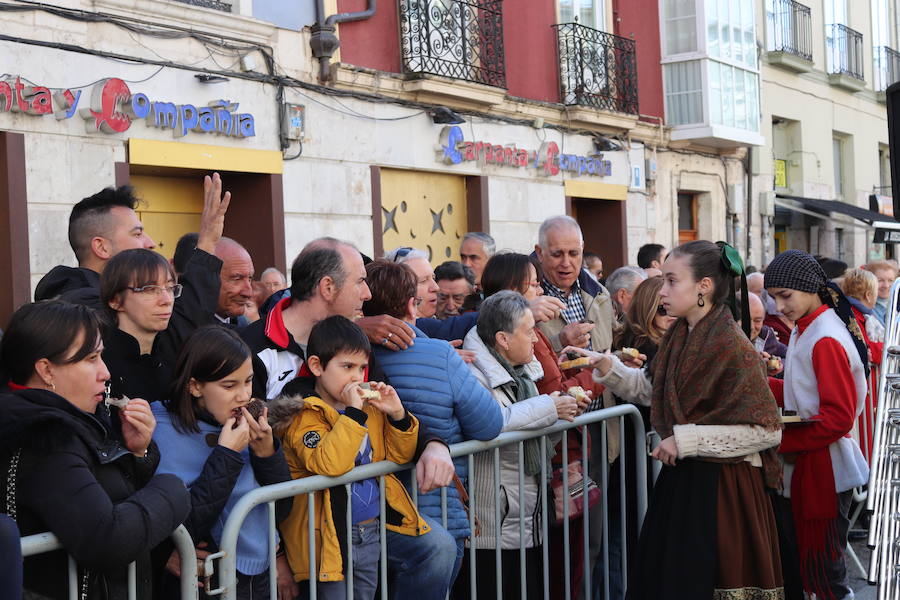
[19,525,199,600]
[867,278,900,599]
[206,404,648,600]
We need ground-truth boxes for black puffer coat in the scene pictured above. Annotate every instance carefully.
[0,388,190,600]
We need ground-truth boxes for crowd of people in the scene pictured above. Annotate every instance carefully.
[0,172,892,600]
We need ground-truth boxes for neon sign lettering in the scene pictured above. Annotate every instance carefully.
[0,75,255,139]
[437,125,611,178]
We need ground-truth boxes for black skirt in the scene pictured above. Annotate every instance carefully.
[626,459,784,600]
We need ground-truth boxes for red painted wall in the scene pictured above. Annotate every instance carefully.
[613,0,664,121]
[504,1,560,102]
[336,0,401,73]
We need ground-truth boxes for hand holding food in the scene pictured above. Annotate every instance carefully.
[362,381,406,421]
[566,386,592,414]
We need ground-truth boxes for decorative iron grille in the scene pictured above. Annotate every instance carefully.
[399,0,506,88]
[171,0,232,12]
[827,23,865,80]
[875,46,900,91]
[767,0,812,61]
[554,22,638,115]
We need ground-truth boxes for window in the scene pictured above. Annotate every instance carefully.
[678,193,698,243]
[660,0,762,143]
[833,136,844,198]
[559,0,606,30]
[879,145,892,194]
[664,61,704,125]
[663,0,698,55]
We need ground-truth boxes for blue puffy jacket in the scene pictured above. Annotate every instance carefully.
[373,326,503,539]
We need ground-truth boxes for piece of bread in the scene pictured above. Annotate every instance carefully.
[359,382,381,401]
[767,357,782,370]
[105,394,130,410]
[781,414,802,423]
[620,347,640,360]
[567,386,588,403]
[560,356,591,370]
[231,398,264,427]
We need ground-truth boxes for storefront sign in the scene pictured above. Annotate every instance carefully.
[774,159,787,188]
[0,75,255,138]
[437,125,612,178]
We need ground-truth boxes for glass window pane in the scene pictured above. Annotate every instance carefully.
[664,61,703,125]
[707,0,720,57]
[665,0,697,54]
[710,61,722,125]
[746,71,760,131]
[678,194,695,230]
[734,67,747,129]
[722,64,734,127]
[560,0,575,22]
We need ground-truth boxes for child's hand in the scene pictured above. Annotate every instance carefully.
[244,405,275,458]
[340,382,365,410]
[219,415,251,453]
[366,381,405,421]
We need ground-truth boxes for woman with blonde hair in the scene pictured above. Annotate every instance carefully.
[841,267,885,352]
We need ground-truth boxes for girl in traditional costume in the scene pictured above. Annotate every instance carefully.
[627,240,785,600]
[765,249,869,600]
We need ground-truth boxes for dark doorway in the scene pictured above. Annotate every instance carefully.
[570,197,627,272]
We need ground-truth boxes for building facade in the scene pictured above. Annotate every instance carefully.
[2,0,894,324]
[748,0,899,268]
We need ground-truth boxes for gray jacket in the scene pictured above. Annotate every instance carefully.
[463,328,558,549]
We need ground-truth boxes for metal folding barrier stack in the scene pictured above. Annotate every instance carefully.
[868,279,900,599]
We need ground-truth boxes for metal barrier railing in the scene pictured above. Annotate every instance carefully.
[19,524,199,600]
[205,404,648,600]
[866,278,900,597]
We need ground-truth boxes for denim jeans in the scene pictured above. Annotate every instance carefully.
[315,519,381,600]
[385,515,456,600]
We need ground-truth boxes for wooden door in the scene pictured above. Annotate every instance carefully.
[379,169,468,264]
[130,174,203,259]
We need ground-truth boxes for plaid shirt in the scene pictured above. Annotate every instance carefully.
[542,278,593,351]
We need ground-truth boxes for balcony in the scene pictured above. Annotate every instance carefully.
[171,0,231,11]
[554,22,638,116]
[875,46,900,98]
[399,0,506,89]
[765,0,813,72]
[826,23,866,92]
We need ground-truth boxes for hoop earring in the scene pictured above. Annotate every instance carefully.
[697,293,706,307]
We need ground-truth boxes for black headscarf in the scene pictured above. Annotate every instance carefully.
[764,249,869,377]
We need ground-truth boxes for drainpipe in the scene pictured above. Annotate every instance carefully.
[311,0,377,83]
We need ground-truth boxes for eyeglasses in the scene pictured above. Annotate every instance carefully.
[129,283,183,298]
[656,305,668,316]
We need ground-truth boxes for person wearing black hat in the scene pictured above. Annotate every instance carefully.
[765,249,869,600]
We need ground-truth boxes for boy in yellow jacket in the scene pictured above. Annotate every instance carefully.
[271,315,428,600]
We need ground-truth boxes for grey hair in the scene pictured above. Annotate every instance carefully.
[462,232,496,256]
[538,215,583,249]
[384,246,429,264]
[476,290,530,348]
[260,267,286,282]
[605,266,647,299]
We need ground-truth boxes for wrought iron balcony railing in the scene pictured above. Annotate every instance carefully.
[171,0,232,11]
[554,22,638,115]
[399,0,506,88]
[827,23,865,80]
[767,0,812,61]
[875,46,900,91]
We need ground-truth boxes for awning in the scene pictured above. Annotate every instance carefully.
[775,193,900,231]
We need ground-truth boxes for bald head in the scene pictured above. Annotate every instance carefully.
[747,292,765,341]
[214,237,255,318]
[747,272,764,296]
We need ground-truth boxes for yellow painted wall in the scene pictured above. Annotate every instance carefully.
[380,169,468,264]
[130,175,203,259]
